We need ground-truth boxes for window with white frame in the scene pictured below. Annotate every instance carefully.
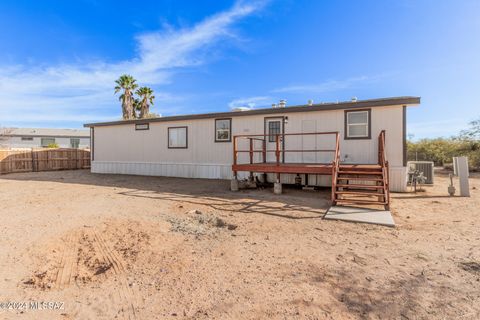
[268,121,281,142]
[168,127,188,148]
[41,137,55,147]
[70,138,80,148]
[215,119,231,142]
[345,110,370,139]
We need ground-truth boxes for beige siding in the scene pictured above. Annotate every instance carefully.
[92,105,406,189]
[1,136,90,149]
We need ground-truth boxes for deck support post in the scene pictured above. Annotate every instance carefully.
[274,181,282,194]
[231,178,239,191]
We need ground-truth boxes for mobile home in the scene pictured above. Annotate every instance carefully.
[0,127,90,149]
[84,96,420,207]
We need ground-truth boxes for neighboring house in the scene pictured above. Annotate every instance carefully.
[84,96,420,194]
[0,128,90,149]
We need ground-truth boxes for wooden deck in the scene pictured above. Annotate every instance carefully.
[232,162,333,174]
[232,163,382,175]
[231,130,390,209]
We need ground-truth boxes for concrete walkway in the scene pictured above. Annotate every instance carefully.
[324,206,395,227]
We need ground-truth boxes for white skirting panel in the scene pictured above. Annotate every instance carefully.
[389,166,408,192]
[92,161,408,192]
[92,161,235,179]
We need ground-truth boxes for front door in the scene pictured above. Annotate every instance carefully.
[264,117,284,163]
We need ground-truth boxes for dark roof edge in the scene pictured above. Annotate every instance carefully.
[84,96,420,128]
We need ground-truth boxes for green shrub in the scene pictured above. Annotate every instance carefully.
[47,143,59,148]
[407,138,479,169]
[408,117,480,169]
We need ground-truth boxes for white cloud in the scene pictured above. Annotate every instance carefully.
[228,95,272,109]
[0,1,265,126]
[272,76,371,94]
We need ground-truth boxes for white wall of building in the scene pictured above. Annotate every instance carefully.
[91,105,408,191]
[1,136,90,149]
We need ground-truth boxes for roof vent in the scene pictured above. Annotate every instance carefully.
[278,99,286,108]
[271,103,277,108]
[351,96,358,102]
[308,99,314,106]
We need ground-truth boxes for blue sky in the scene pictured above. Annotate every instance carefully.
[0,0,479,139]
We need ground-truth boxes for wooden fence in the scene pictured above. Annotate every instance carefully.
[0,149,90,174]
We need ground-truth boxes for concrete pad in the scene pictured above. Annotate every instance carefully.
[324,206,395,227]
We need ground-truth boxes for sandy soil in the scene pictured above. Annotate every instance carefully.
[0,169,479,319]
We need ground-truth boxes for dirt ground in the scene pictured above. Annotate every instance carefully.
[0,169,479,319]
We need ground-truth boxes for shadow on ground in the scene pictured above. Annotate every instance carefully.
[0,169,329,220]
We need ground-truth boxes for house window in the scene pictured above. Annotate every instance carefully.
[70,138,80,149]
[345,109,371,139]
[168,127,188,148]
[215,119,231,142]
[21,137,33,141]
[268,121,281,142]
[135,123,149,130]
[41,137,55,147]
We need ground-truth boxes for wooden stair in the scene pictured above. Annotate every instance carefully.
[331,131,390,210]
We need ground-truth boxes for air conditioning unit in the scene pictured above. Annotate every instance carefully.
[407,161,434,184]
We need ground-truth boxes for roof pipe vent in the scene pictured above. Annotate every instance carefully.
[308,99,314,106]
[351,96,358,102]
[278,99,286,108]
[271,103,277,108]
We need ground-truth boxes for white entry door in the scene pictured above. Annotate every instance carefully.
[264,117,284,163]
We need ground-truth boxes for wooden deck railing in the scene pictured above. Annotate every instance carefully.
[233,131,340,179]
[331,133,341,204]
[378,130,390,206]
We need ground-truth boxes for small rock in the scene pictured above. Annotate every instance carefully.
[213,217,226,227]
[227,224,238,230]
[188,209,202,215]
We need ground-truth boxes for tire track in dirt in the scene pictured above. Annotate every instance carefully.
[25,227,140,319]
[54,232,71,289]
[92,230,139,320]
[89,232,130,320]
[55,231,78,289]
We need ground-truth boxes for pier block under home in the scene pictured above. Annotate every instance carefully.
[84,96,420,207]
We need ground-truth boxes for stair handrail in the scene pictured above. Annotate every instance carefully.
[378,130,390,208]
[331,132,340,204]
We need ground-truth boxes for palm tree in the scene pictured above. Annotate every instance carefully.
[135,87,155,118]
[114,74,138,120]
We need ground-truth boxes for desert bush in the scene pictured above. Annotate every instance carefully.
[407,139,479,166]
[47,143,59,148]
[408,118,480,169]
